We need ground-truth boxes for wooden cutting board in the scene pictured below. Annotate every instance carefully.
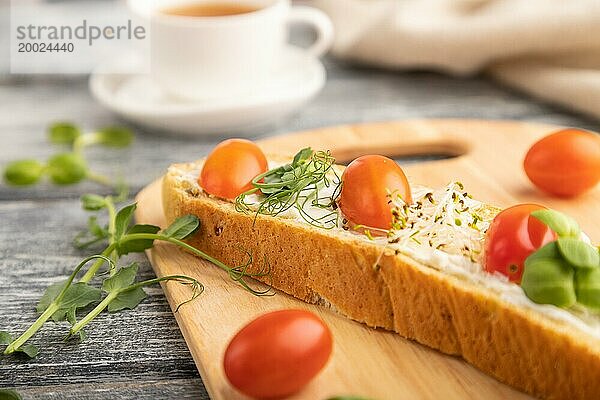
[134,119,599,400]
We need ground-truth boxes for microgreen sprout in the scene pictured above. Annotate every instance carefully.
[387,182,489,261]
[235,148,341,229]
[1,201,272,358]
[66,265,204,340]
[3,121,133,188]
[74,185,129,266]
[2,254,108,356]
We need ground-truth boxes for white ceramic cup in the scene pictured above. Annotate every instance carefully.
[128,0,333,101]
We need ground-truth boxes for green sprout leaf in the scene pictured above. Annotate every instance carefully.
[17,344,39,358]
[531,209,580,238]
[37,281,68,314]
[292,147,313,165]
[0,331,12,345]
[522,243,576,308]
[114,203,137,240]
[88,217,108,238]
[48,122,81,145]
[81,194,107,211]
[101,263,148,312]
[117,224,160,256]
[162,215,201,240]
[50,283,102,322]
[557,237,600,269]
[65,308,87,342]
[46,153,87,185]
[575,268,600,311]
[0,389,23,400]
[73,216,109,250]
[88,216,109,239]
[102,263,138,292]
[0,331,38,359]
[77,329,87,343]
[36,280,101,322]
[96,127,134,148]
[108,288,147,313]
[3,159,45,186]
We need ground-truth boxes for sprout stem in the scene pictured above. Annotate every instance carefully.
[86,171,113,186]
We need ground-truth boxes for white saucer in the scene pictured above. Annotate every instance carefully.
[89,45,326,136]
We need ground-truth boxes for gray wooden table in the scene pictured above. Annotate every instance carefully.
[0,56,598,399]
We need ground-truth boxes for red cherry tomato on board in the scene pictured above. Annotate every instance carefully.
[199,139,268,200]
[338,155,412,230]
[524,128,600,197]
[223,309,333,399]
[484,204,557,283]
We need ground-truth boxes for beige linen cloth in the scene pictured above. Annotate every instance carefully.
[310,0,600,119]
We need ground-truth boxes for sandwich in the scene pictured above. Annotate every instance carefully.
[162,139,600,400]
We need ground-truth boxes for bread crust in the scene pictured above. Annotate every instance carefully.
[162,163,600,400]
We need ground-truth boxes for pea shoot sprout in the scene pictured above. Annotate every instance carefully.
[3,121,133,188]
[235,148,341,229]
[1,201,272,358]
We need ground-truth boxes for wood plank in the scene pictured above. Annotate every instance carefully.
[135,119,599,399]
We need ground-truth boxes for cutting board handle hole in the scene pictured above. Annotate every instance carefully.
[333,140,469,165]
[393,152,456,166]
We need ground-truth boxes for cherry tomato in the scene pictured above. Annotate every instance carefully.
[524,128,600,197]
[223,309,333,399]
[484,204,557,283]
[199,139,268,199]
[338,155,412,230]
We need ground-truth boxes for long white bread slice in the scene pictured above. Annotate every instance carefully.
[162,160,600,400]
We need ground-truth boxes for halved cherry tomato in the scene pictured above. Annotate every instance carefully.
[484,204,557,283]
[199,139,268,199]
[223,309,333,399]
[524,128,600,197]
[338,155,412,230]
